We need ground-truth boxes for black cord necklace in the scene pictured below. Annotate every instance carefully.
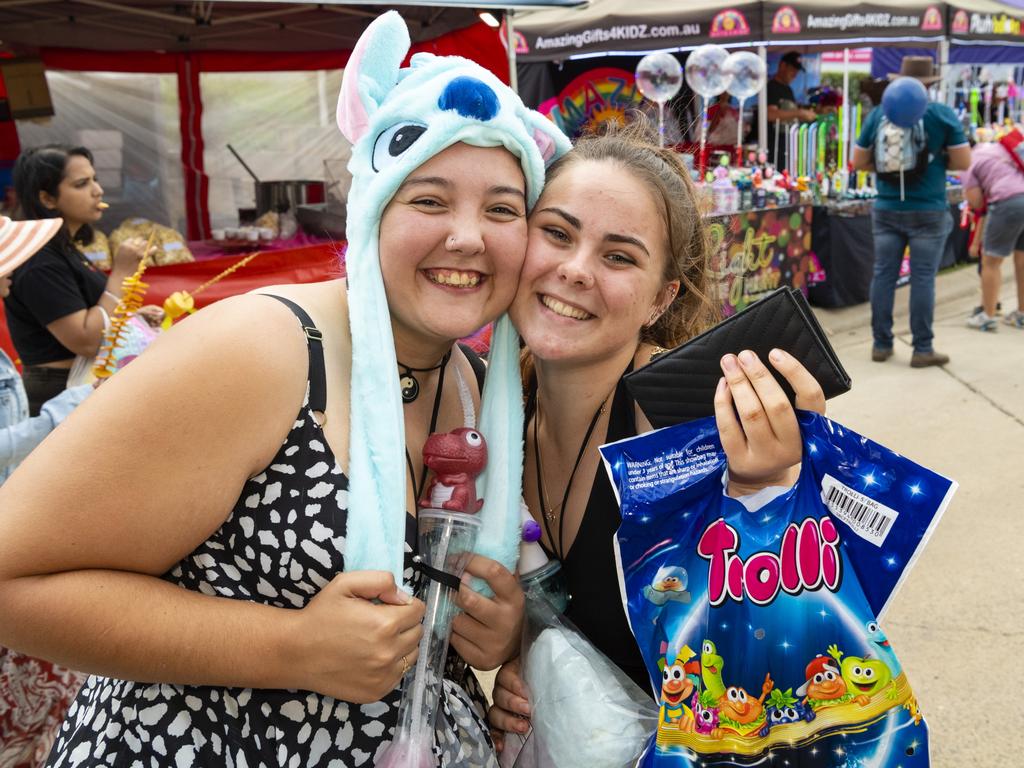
[398,351,451,404]
[533,393,608,562]
[404,352,449,504]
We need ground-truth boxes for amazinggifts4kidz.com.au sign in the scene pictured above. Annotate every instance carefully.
[764,2,945,40]
[517,8,761,61]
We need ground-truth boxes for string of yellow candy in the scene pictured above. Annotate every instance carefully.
[161,250,262,330]
[93,232,155,379]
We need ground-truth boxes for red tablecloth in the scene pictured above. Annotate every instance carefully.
[1,241,346,366]
[188,232,336,261]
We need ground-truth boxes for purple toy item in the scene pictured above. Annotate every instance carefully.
[522,519,543,543]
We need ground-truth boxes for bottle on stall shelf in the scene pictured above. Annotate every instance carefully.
[711,156,739,214]
[738,175,753,211]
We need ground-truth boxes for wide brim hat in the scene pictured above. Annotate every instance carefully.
[0,216,63,275]
[887,56,941,85]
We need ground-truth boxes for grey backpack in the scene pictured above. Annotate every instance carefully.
[873,116,929,197]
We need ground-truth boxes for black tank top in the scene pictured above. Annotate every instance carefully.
[528,367,653,696]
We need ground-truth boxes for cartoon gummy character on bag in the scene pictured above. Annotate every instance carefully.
[712,673,774,739]
[690,691,719,735]
[758,688,815,738]
[658,646,701,730]
[601,411,956,766]
[698,640,774,739]
[796,655,870,710]
[829,641,898,699]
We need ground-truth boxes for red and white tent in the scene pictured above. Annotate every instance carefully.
[0,1,580,238]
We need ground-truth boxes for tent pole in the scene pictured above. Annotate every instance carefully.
[842,47,850,178]
[506,9,518,93]
[758,45,767,155]
[938,38,950,106]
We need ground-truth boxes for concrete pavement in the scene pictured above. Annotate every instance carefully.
[813,264,1023,767]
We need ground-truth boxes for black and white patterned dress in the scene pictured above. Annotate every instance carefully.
[47,299,496,767]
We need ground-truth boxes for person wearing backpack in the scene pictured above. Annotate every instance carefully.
[960,132,1024,331]
[852,56,971,368]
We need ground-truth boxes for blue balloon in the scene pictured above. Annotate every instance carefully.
[881,77,929,128]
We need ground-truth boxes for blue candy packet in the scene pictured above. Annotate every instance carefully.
[599,412,955,767]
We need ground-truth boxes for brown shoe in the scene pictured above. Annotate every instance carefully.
[871,347,894,362]
[910,350,950,368]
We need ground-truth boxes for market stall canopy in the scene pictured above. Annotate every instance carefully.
[0,0,584,53]
[760,0,950,45]
[515,0,764,60]
[762,0,1024,46]
[516,0,1024,60]
[946,0,1024,43]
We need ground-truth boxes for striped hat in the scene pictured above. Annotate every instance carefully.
[0,215,63,275]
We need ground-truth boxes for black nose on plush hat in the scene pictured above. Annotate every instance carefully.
[888,56,942,85]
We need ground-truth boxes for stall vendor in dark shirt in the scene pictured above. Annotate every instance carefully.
[5,145,152,415]
[765,51,817,168]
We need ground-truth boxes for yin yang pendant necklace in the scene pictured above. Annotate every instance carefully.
[398,351,451,404]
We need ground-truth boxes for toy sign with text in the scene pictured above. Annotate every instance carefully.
[538,67,645,139]
[709,205,823,316]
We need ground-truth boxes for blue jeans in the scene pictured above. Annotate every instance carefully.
[870,208,954,354]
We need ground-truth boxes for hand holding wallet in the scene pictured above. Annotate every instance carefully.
[624,287,851,429]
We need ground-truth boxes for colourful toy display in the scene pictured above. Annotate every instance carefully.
[601,411,955,767]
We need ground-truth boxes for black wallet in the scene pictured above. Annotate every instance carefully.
[624,287,851,429]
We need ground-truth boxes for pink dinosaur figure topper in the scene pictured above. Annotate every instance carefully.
[419,427,488,513]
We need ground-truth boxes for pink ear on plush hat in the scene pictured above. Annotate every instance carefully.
[337,43,372,143]
[336,11,410,144]
[532,126,557,164]
[523,111,570,170]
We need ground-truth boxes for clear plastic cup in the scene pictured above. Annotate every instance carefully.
[378,509,481,767]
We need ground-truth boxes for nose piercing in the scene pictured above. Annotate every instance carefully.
[446,236,458,251]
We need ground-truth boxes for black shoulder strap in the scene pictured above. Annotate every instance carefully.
[458,342,486,392]
[262,295,327,415]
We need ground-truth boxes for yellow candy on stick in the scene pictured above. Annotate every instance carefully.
[160,250,262,330]
[160,291,195,330]
[93,232,154,379]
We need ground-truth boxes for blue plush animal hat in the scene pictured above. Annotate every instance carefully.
[337,11,570,585]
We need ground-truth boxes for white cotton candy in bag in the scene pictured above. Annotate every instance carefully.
[524,626,653,767]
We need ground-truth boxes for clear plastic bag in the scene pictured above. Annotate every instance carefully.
[505,590,658,768]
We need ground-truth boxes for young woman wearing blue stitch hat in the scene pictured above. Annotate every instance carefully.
[0,12,568,766]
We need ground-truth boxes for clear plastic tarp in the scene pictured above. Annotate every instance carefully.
[200,69,352,230]
[16,71,186,235]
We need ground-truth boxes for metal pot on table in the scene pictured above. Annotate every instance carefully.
[227,144,325,215]
[255,180,325,215]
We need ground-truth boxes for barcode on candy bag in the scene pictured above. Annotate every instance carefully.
[820,474,898,547]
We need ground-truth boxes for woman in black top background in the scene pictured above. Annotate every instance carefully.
[5,145,151,414]
[489,122,828,748]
